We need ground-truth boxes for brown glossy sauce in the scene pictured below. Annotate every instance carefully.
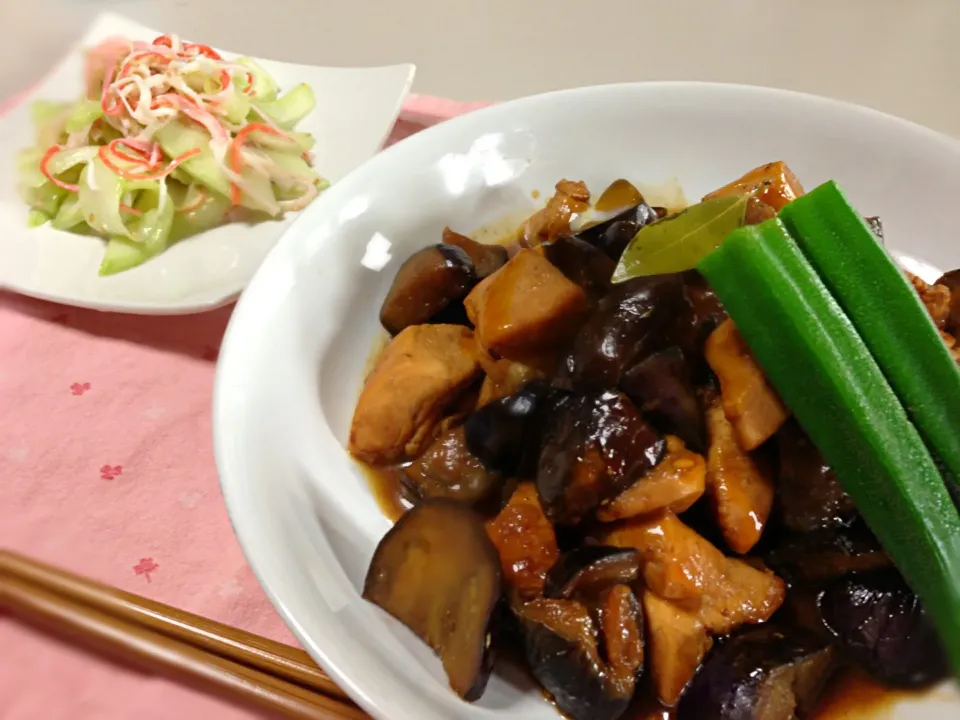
[594,178,645,213]
[814,671,920,719]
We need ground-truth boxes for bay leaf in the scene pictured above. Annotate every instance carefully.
[611,194,749,282]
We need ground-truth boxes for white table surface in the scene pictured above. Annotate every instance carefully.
[4,0,960,137]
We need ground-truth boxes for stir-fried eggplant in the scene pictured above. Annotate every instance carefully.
[543,546,641,600]
[539,234,616,302]
[620,347,705,451]
[559,274,687,390]
[464,380,567,476]
[537,391,665,525]
[442,227,508,279]
[776,420,856,533]
[403,426,505,506]
[765,519,890,585]
[379,244,477,335]
[363,501,501,700]
[574,201,661,261]
[677,626,836,720]
[819,569,949,688]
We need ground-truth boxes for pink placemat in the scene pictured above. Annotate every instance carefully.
[0,93,492,720]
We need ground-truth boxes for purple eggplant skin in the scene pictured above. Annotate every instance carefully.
[540,235,616,302]
[574,202,661,261]
[677,626,836,720]
[543,546,642,600]
[536,391,666,525]
[379,244,477,335]
[558,274,687,391]
[671,272,729,374]
[819,569,949,688]
[463,380,569,477]
[620,346,705,452]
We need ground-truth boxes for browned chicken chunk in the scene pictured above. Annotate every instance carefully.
[465,249,588,363]
[643,590,713,706]
[705,399,775,554]
[703,160,805,225]
[349,324,481,464]
[596,436,706,521]
[476,355,543,407]
[523,179,590,246]
[486,482,560,600]
[705,319,790,450]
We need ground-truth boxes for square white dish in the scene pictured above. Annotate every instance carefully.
[0,12,414,314]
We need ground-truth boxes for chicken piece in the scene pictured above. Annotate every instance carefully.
[907,271,952,329]
[522,179,590,247]
[703,160,805,224]
[465,249,588,363]
[601,511,785,633]
[705,319,790,451]
[643,591,713,706]
[486,482,559,600]
[697,557,786,635]
[476,356,543,407]
[349,325,481,464]
[600,510,727,604]
[940,329,960,366]
[705,400,775,554]
[596,436,706,521]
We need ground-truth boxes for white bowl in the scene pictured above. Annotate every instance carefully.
[213,82,960,720]
[0,12,414,314]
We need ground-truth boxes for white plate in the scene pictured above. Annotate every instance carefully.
[213,82,960,720]
[0,12,414,314]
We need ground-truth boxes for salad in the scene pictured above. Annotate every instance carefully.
[17,34,326,275]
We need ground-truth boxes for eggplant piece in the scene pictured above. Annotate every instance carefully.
[776,420,856,532]
[540,234,616,301]
[935,268,960,334]
[764,519,890,585]
[574,202,661,261]
[442,227,508,279]
[819,569,949,688]
[865,216,884,243]
[463,380,568,476]
[544,546,641,600]
[363,500,501,701]
[380,244,477,335]
[596,585,644,691]
[677,626,835,720]
[403,426,505,506]
[515,597,634,720]
[559,274,687,390]
[537,391,666,525]
[670,271,729,381]
[621,347,704,451]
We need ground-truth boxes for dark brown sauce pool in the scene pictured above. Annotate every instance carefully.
[356,179,921,719]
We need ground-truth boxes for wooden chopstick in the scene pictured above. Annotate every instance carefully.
[0,551,368,720]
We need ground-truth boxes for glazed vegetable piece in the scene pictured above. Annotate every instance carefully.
[543,546,641,600]
[698,217,960,672]
[403,426,505,506]
[464,379,566,476]
[559,274,686,390]
[486,482,559,600]
[597,585,645,693]
[776,420,856,533]
[515,597,634,720]
[363,501,501,701]
[704,398,775,554]
[350,325,481,464]
[765,519,890,584]
[537,391,666,525]
[703,160,805,219]
[779,181,960,489]
[819,569,949,688]
[671,271,729,381]
[465,249,589,364]
[441,227,508,279]
[523,179,591,246]
[705,319,790,451]
[574,200,661,261]
[595,435,706,521]
[538,234,616,301]
[643,591,712,706]
[620,347,705,451]
[677,626,836,720]
[379,244,477,335]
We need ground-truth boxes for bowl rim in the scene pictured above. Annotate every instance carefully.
[212,80,960,720]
